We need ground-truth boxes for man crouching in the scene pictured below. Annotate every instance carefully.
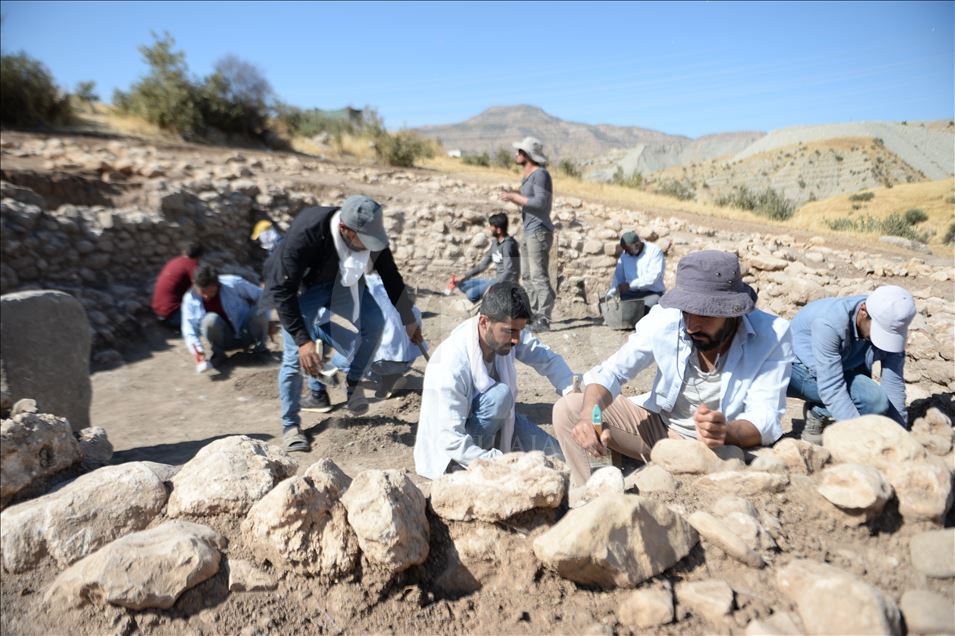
[553,250,793,489]
[414,282,576,479]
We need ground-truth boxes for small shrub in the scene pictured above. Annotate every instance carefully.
[852,203,862,210]
[493,148,513,169]
[73,80,98,110]
[373,130,433,167]
[848,191,875,202]
[716,185,795,220]
[943,221,955,245]
[827,213,931,243]
[904,208,928,225]
[655,179,695,201]
[611,167,644,189]
[945,195,955,205]
[558,159,581,179]
[0,52,73,126]
[462,152,490,167]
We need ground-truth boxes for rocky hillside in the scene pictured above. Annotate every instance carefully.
[413,105,687,160]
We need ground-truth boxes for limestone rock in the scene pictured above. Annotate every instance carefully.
[721,511,777,552]
[303,458,351,497]
[698,470,789,495]
[1,462,167,572]
[569,466,624,508]
[430,451,567,521]
[822,415,926,469]
[627,464,677,493]
[618,587,674,628]
[711,496,758,519]
[676,579,734,624]
[242,474,359,578]
[817,464,893,525]
[140,461,179,484]
[167,436,297,517]
[46,521,225,609]
[77,426,112,470]
[650,439,726,474]
[0,411,81,505]
[884,461,953,523]
[899,590,955,635]
[909,529,954,578]
[341,469,429,573]
[533,494,698,589]
[750,454,788,474]
[772,437,831,474]
[744,612,803,635]
[0,291,91,431]
[228,558,277,592]
[687,511,765,568]
[776,559,901,635]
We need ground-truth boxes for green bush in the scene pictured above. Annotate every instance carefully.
[558,159,581,179]
[945,195,955,205]
[0,53,73,126]
[462,152,490,167]
[654,178,695,201]
[826,213,931,243]
[904,208,928,225]
[943,221,955,245]
[848,191,875,202]
[716,185,795,220]
[73,80,98,109]
[611,167,644,189]
[197,55,272,137]
[373,130,433,167]
[493,148,513,169]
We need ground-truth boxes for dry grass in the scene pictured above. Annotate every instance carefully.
[794,178,955,246]
[74,103,179,141]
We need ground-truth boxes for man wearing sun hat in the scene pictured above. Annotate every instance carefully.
[552,250,793,488]
[265,195,423,452]
[786,285,915,443]
[501,136,555,332]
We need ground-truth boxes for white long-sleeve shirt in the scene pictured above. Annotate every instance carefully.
[414,316,575,479]
[609,241,666,294]
[584,305,793,445]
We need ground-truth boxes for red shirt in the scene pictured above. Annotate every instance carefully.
[151,256,199,318]
[202,293,234,332]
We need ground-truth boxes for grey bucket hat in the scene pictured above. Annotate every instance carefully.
[660,250,755,317]
[512,136,548,164]
[340,195,388,251]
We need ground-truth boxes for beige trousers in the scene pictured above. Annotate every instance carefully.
[553,393,680,488]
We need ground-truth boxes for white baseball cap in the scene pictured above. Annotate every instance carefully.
[865,285,915,353]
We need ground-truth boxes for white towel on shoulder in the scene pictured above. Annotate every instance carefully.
[330,211,372,321]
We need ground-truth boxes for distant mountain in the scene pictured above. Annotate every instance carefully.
[413,105,686,161]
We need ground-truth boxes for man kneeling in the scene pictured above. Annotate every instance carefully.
[553,251,793,488]
[414,282,575,479]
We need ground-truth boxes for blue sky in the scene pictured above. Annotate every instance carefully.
[1,1,951,137]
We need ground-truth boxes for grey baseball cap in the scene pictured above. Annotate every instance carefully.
[340,195,388,251]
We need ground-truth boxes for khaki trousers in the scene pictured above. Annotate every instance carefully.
[553,393,680,488]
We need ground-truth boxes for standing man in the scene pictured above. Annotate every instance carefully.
[414,282,575,479]
[501,136,555,332]
[448,212,521,303]
[787,285,915,443]
[181,264,269,370]
[265,195,422,453]
[552,251,792,489]
[152,241,204,328]
[607,230,666,309]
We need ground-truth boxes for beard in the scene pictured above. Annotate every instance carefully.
[485,330,515,356]
[687,318,738,352]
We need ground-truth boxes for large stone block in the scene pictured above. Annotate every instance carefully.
[0,291,91,431]
[0,411,81,506]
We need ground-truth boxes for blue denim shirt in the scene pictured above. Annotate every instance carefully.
[790,294,907,424]
[181,275,263,355]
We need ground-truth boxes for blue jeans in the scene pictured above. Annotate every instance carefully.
[279,279,384,430]
[787,360,903,425]
[330,334,413,385]
[458,278,494,303]
[202,312,268,355]
[464,383,564,458]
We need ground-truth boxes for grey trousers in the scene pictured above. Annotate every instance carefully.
[521,228,556,321]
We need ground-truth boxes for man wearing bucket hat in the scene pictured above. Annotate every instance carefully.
[607,230,666,309]
[265,195,423,452]
[501,136,555,332]
[552,250,793,489]
[786,285,915,443]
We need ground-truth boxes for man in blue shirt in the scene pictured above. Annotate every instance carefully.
[607,231,666,309]
[787,285,916,444]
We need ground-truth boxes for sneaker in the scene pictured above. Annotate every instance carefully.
[346,381,369,416]
[373,373,403,399]
[301,390,333,413]
[801,403,830,445]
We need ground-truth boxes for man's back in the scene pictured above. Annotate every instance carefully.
[152,255,198,318]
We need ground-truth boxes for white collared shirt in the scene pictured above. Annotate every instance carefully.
[609,241,666,294]
[583,305,793,445]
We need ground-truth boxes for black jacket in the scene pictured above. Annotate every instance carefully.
[264,206,415,347]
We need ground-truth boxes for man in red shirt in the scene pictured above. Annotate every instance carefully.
[151,243,204,327]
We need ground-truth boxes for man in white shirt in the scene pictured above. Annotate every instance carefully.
[554,250,793,488]
[414,282,576,480]
[607,231,666,310]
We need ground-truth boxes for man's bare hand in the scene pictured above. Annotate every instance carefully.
[572,419,612,457]
[500,190,519,204]
[694,404,727,448]
[267,320,280,343]
[298,341,321,377]
[406,323,424,345]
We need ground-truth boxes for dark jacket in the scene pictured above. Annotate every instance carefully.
[265,206,415,347]
[461,235,520,283]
